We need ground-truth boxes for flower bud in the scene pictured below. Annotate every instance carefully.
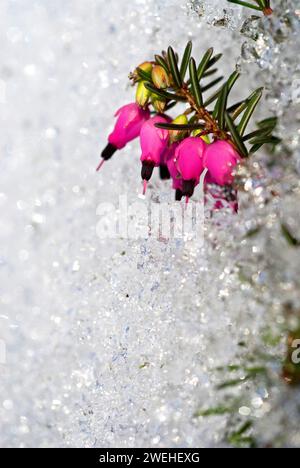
[140,115,170,194]
[175,137,206,198]
[169,114,188,143]
[109,103,150,149]
[140,115,170,180]
[192,129,210,144]
[152,65,170,89]
[151,93,167,113]
[165,142,182,192]
[136,81,151,108]
[130,62,153,83]
[137,61,153,78]
[97,103,150,170]
[203,140,241,186]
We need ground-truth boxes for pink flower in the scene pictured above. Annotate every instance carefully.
[97,103,150,170]
[203,140,240,186]
[164,143,183,200]
[140,115,170,185]
[174,137,206,197]
[109,103,150,149]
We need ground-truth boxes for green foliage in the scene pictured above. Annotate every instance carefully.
[193,347,279,447]
[167,46,182,88]
[131,42,279,159]
[281,224,300,247]
[180,41,192,79]
[237,88,263,136]
[227,421,256,448]
[144,83,185,102]
[195,406,233,417]
[189,57,203,107]
[227,0,272,15]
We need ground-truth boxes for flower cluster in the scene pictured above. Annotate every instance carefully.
[98,43,279,206]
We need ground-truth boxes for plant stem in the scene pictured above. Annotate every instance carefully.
[179,84,231,143]
[263,7,273,15]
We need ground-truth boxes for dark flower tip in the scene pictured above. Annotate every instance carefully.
[102,143,118,161]
[175,189,183,201]
[159,164,171,180]
[141,162,154,181]
[182,180,196,198]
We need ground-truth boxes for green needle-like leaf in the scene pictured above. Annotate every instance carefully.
[164,101,177,111]
[227,70,240,92]
[154,55,169,72]
[250,142,264,153]
[155,122,206,131]
[228,422,255,448]
[189,57,203,107]
[213,70,239,119]
[243,127,272,141]
[281,224,300,247]
[180,41,192,80]
[250,135,280,145]
[217,376,251,390]
[201,76,223,93]
[197,47,214,81]
[195,406,233,417]
[225,112,248,157]
[203,86,223,107]
[230,88,263,121]
[227,0,261,11]
[230,100,252,121]
[188,73,222,89]
[233,421,253,437]
[203,68,218,78]
[185,50,220,88]
[227,100,245,114]
[188,114,200,125]
[238,88,263,136]
[144,83,185,101]
[167,46,182,88]
[206,53,223,70]
[136,67,152,82]
[161,50,168,61]
[257,116,277,131]
[217,83,229,130]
